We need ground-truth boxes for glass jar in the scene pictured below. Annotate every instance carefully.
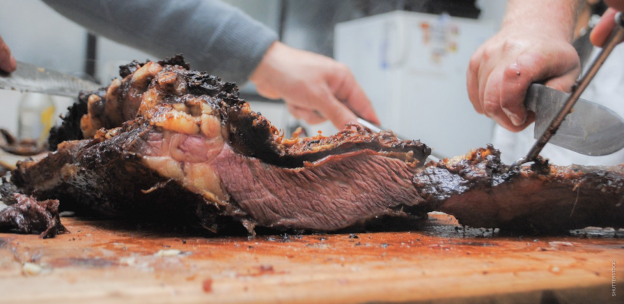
[17,92,56,147]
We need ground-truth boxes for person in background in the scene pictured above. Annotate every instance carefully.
[467,0,624,165]
[0,0,379,131]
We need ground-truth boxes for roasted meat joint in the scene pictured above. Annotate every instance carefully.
[0,55,622,238]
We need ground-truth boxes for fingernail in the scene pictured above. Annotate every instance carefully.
[503,108,525,126]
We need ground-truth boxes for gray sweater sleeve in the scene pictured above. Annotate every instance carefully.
[42,0,278,84]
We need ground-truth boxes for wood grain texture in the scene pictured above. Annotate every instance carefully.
[0,213,622,304]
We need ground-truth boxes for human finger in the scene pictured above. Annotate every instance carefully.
[519,44,580,93]
[481,65,505,124]
[286,103,327,125]
[476,49,500,118]
[467,48,485,114]
[590,8,619,47]
[0,35,16,73]
[331,64,380,125]
[498,43,579,126]
[484,70,534,132]
[480,55,535,132]
[499,60,531,127]
[315,88,359,129]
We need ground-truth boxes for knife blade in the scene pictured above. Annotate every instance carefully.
[0,61,101,97]
[525,83,624,156]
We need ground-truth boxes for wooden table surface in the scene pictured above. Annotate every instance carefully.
[0,213,622,304]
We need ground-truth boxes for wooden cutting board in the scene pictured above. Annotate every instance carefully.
[0,213,622,304]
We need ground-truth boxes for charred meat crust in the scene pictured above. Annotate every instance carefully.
[48,90,99,150]
[14,123,233,232]
[0,194,67,238]
[225,103,430,168]
[413,145,624,233]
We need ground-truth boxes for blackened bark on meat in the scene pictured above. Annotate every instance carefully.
[0,194,67,238]
[413,145,624,234]
[15,123,221,224]
[225,104,430,168]
[158,54,191,72]
[48,90,93,150]
[119,60,141,78]
[186,70,237,97]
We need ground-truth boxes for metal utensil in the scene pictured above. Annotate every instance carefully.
[512,12,624,167]
[0,61,100,97]
[524,83,624,156]
[356,117,441,162]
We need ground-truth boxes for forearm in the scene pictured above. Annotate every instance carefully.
[502,0,584,41]
[42,0,278,84]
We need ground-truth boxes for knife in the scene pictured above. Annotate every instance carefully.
[0,61,101,97]
[525,83,624,156]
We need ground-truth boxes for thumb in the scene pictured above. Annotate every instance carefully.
[543,68,580,93]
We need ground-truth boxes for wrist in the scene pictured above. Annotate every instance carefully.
[249,41,287,99]
[501,0,582,42]
[249,41,284,85]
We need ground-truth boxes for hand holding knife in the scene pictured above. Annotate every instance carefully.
[511,12,624,168]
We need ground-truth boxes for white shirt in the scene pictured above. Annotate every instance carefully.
[493,43,624,166]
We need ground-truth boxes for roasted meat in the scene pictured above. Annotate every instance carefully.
[3,56,430,236]
[414,146,624,233]
[1,55,622,238]
[0,193,67,238]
